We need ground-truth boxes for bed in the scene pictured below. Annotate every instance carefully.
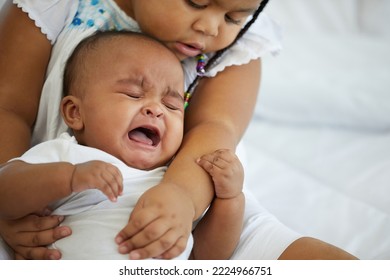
[1,0,389,260]
[242,0,390,259]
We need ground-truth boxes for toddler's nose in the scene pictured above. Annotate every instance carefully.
[193,15,219,37]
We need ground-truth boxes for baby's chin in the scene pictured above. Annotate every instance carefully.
[121,156,166,171]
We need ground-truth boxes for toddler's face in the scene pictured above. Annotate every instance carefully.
[125,0,262,60]
[79,36,185,170]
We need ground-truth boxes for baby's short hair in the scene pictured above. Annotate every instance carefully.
[62,30,174,97]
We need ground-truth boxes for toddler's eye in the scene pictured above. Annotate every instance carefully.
[225,15,242,25]
[186,0,208,9]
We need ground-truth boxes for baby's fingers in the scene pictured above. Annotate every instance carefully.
[100,165,123,201]
[197,149,231,173]
[72,161,123,201]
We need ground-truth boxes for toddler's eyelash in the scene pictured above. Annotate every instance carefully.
[225,16,241,25]
[186,1,242,25]
[186,0,207,9]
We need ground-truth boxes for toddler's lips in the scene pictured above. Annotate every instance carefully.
[174,42,203,57]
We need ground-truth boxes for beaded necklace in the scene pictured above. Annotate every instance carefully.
[184,54,206,110]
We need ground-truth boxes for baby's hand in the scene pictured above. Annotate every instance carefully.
[197,149,244,199]
[71,161,123,202]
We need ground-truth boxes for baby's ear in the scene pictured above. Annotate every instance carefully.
[61,95,84,131]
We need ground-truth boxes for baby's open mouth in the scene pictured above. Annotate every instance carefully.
[128,127,160,146]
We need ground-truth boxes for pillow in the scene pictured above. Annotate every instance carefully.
[265,0,360,35]
[256,32,390,131]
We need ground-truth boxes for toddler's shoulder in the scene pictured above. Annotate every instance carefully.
[13,0,78,44]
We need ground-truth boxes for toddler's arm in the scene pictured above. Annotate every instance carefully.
[191,149,245,259]
[0,3,52,163]
[0,2,62,260]
[0,160,123,220]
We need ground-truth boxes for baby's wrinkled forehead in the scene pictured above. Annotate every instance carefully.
[89,34,183,75]
[66,31,184,97]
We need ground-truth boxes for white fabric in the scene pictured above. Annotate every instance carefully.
[242,0,390,259]
[10,133,193,260]
[233,142,301,260]
[262,0,390,37]
[231,189,300,260]
[256,0,390,131]
[256,33,390,131]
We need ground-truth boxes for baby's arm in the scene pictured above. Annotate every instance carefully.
[0,160,123,220]
[190,149,244,259]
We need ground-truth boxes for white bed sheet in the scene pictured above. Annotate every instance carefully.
[243,0,390,259]
[243,122,390,259]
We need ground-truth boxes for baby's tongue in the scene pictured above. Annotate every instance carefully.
[128,130,153,145]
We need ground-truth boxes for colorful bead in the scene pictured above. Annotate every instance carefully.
[184,54,207,110]
[196,54,206,76]
[184,92,191,110]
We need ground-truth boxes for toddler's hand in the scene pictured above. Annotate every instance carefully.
[115,182,194,260]
[71,161,123,202]
[0,214,71,260]
[197,149,244,199]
